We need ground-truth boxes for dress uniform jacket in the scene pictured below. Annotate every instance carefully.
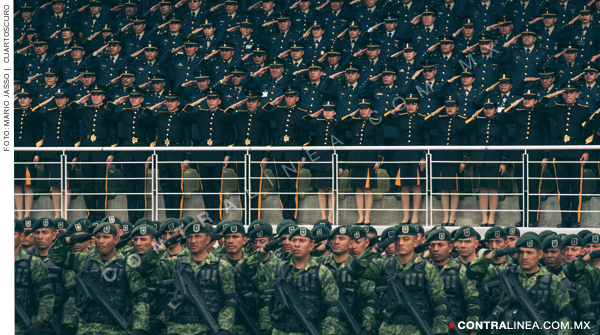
[547,58,583,87]
[220,108,272,161]
[158,53,203,87]
[498,1,540,33]
[535,26,567,53]
[241,74,294,108]
[80,53,133,86]
[500,45,552,84]
[64,101,118,160]
[422,113,470,162]
[293,77,327,114]
[214,84,248,108]
[31,10,69,40]
[68,10,113,41]
[131,58,169,86]
[27,106,80,161]
[57,57,87,83]
[463,115,509,167]
[391,60,419,86]
[102,106,156,157]
[421,50,463,84]
[404,79,445,118]
[245,8,278,36]
[15,18,34,41]
[563,23,600,62]
[342,56,384,85]
[257,102,310,161]
[296,114,345,172]
[366,29,403,60]
[475,90,522,139]
[15,106,43,162]
[227,34,256,58]
[50,39,77,62]
[67,83,93,110]
[382,111,430,161]
[336,36,367,60]
[433,1,462,34]
[396,23,445,61]
[578,82,600,113]
[290,8,322,35]
[303,37,333,61]
[334,113,385,167]
[495,105,552,162]
[389,1,423,32]
[456,0,503,34]
[438,84,484,118]
[354,5,384,33]
[200,57,243,84]
[16,53,57,90]
[215,12,244,35]
[143,89,169,114]
[33,83,68,113]
[285,59,308,76]
[321,8,350,40]
[140,106,193,161]
[461,52,505,90]
[116,28,160,59]
[255,29,302,59]
[155,32,186,59]
[550,1,581,30]
[319,78,361,119]
[358,80,407,139]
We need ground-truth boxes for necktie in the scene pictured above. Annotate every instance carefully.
[315,41,319,48]
[313,83,317,88]
[349,85,354,92]
[112,57,116,64]
[387,32,392,40]
[588,86,592,91]
[229,15,233,20]
[37,55,41,62]
[546,29,550,35]
[351,40,355,49]
[426,27,431,34]
[465,89,470,96]
[444,56,449,61]
[371,60,374,65]
[92,15,97,25]
[404,5,408,11]
[502,94,507,104]
[447,4,451,10]
[525,49,530,55]
[137,34,142,41]
[193,11,197,18]
[563,3,567,11]
[188,57,192,63]
[386,86,390,92]
[407,63,411,71]
[484,4,488,10]
[583,26,588,36]
[56,15,59,20]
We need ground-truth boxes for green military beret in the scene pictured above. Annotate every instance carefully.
[53,218,68,230]
[413,224,424,235]
[184,221,211,235]
[426,228,452,242]
[538,230,557,241]
[515,234,541,249]
[179,217,193,225]
[101,216,122,225]
[66,219,90,234]
[131,224,156,237]
[313,219,332,230]
[150,221,160,231]
[541,235,562,250]
[277,220,297,233]
[223,222,246,235]
[22,217,35,229]
[182,216,195,223]
[583,233,600,245]
[216,220,233,233]
[312,224,331,236]
[349,226,367,240]
[93,222,118,235]
[278,223,298,236]
[160,218,184,232]
[134,218,152,227]
[248,220,273,236]
[381,226,397,241]
[578,229,592,239]
[289,227,313,240]
[395,223,418,236]
[330,225,352,237]
[121,221,132,233]
[249,225,273,239]
[505,226,521,237]
[15,219,24,232]
[32,218,55,231]
[484,226,507,240]
[365,226,378,235]
[560,234,584,248]
[520,231,539,239]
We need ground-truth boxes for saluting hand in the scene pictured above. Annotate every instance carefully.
[270,95,285,106]
[76,93,92,104]
[411,69,424,80]
[430,106,445,116]
[310,109,323,118]
[113,95,130,104]
[230,98,248,109]
[485,82,499,92]
[547,89,565,98]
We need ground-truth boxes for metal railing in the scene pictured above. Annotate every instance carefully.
[14,145,600,226]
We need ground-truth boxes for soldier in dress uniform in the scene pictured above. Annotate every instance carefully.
[15,3,35,42]
[31,0,69,39]
[537,81,594,228]
[578,62,600,113]
[201,40,243,84]
[49,23,76,62]
[562,6,600,62]
[35,67,66,113]
[499,0,540,33]
[69,0,111,41]
[285,41,309,77]
[241,58,293,108]
[16,36,57,91]
[354,0,384,33]
[547,41,584,86]
[433,0,461,34]
[553,0,582,31]
[56,40,86,83]
[107,67,136,114]
[421,33,463,84]
[227,18,256,58]
[215,65,248,107]
[320,0,350,40]
[175,0,208,36]
[500,24,552,85]
[365,12,402,61]
[215,0,243,34]
[303,20,333,61]
[439,69,484,118]
[256,12,302,59]
[67,67,96,109]
[455,18,479,52]
[389,42,419,86]
[132,40,168,87]
[118,15,159,59]
[319,61,362,121]
[180,70,212,112]
[292,60,326,114]
[143,73,169,114]
[536,7,564,53]
[159,36,203,87]
[345,38,384,85]
[475,74,522,142]
[290,0,320,35]
[154,13,187,58]
[336,20,367,60]
[244,44,268,74]
[321,45,343,77]
[82,36,133,86]
[457,0,501,34]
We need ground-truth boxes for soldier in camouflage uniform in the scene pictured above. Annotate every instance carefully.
[468,235,573,335]
[15,218,55,335]
[156,219,188,259]
[272,222,298,261]
[48,222,150,335]
[348,223,450,335]
[239,227,341,335]
[138,221,235,335]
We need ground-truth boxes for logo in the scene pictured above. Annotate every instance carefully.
[109,216,115,223]
[288,226,294,234]
[593,235,599,244]
[388,231,394,238]
[571,238,578,246]
[25,220,32,228]
[509,228,515,235]
[140,227,147,235]
[300,228,307,237]
[340,227,347,234]
[231,225,238,233]
[256,230,263,238]
[123,225,129,232]
[551,239,559,248]
[402,225,409,234]
[254,223,260,229]
[354,231,361,239]
[494,230,501,238]
[43,219,49,227]
[57,222,64,229]
[526,239,533,248]
[168,223,174,230]
[75,223,82,232]
[439,233,445,240]
[103,225,111,233]
[193,224,200,233]
[464,229,470,237]
[316,229,322,235]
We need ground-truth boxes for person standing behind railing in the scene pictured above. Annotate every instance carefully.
[334,99,384,225]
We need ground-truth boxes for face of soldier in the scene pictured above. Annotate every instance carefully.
[290,50,304,61]
[445,105,457,115]
[483,107,496,117]
[456,237,478,258]
[584,71,598,84]
[160,5,172,15]
[402,51,415,62]
[91,94,105,105]
[18,97,32,108]
[382,74,395,85]
[366,48,380,59]
[395,235,417,256]
[462,27,474,38]
[299,0,311,9]
[406,102,419,113]
[121,76,134,87]
[429,241,452,263]
[203,27,215,37]
[125,6,137,16]
[61,30,74,41]
[290,236,315,258]
[359,107,371,118]
[308,69,322,82]
[241,27,253,36]
[44,75,58,87]
[312,28,324,38]
[330,235,350,254]
[253,53,266,64]
[207,98,221,109]
[220,49,234,61]
[133,23,145,34]
[384,241,396,256]
[562,91,579,104]
[185,45,198,57]
[52,2,65,14]
[521,35,536,47]
[562,246,583,263]
[161,229,182,249]
[364,0,376,8]
[187,232,211,254]
[15,231,23,249]
[423,69,436,80]
[542,248,562,269]
[440,43,454,54]
[188,0,201,10]
[197,79,210,90]
[323,109,336,119]
[246,99,260,111]
[278,20,291,32]
[540,76,554,88]
[270,66,284,79]
[71,49,85,61]
[498,82,511,93]
[542,17,556,28]
[55,97,68,108]
[82,76,96,86]
[285,95,299,107]
[232,74,245,85]
[225,233,247,255]
[479,42,494,55]
[384,22,397,33]
[251,236,271,251]
[133,235,155,257]
[523,98,536,108]
[129,96,144,108]
[422,15,435,27]
[461,76,474,87]
[145,49,157,61]
[580,14,591,24]
[506,236,518,248]
[108,44,122,56]
[345,71,359,84]
[588,243,600,253]
[348,28,360,39]
[166,100,180,111]
[262,1,275,11]
[225,4,237,14]
[35,44,48,55]
[486,237,506,250]
[169,22,182,33]
[21,229,34,248]
[27,33,37,43]
[349,237,369,257]
[280,235,292,252]
[518,248,542,272]
[327,55,340,65]
[90,5,101,15]
[21,11,33,20]
[34,228,57,252]
[153,81,165,92]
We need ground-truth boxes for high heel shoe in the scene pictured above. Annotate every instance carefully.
[356,219,365,225]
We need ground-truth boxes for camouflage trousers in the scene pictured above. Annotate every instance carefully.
[166,322,214,335]
[230,324,252,335]
[379,322,424,335]
[15,322,55,335]
[76,322,128,335]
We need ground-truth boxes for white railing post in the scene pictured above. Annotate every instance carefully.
[427,151,433,227]
[522,151,529,227]
[152,151,158,221]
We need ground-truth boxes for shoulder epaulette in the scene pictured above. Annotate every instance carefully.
[457,115,467,119]
[440,115,447,118]
[48,107,57,111]
[316,118,326,121]
[297,108,307,112]
[555,103,565,106]
[417,113,426,117]
[516,108,525,111]
[578,104,588,108]
[476,116,487,119]
[123,107,132,110]
[238,109,249,113]
[398,112,408,116]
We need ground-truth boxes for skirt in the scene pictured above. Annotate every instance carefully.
[434,163,462,191]
[310,169,334,189]
[348,166,378,189]
[474,165,502,189]
[43,158,71,187]
[15,154,35,186]
[395,162,422,186]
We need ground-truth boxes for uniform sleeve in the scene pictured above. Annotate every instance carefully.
[574,283,599,335]
[348,250,383,282]
[374,123,385,163]
[551,275,573,335]
[31,257,55,322]
[48,236,88,273]
[359,279,377,329]
[459,266,480,327]
[217,259,237,331]
[127,264,150,332]
[536,97,556,117]
[425,263,449,334]
[60,269,78,326]
[500,123,509,162]
[257,103,277,121]
[318,265,340,335]
[137,246,176,280]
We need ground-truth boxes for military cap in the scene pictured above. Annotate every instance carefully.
[202,19,216,27]
[67,219,90,234]
[402,43,415,52]
[484,226,507,240]
[245,89,262,100]
[15,219,25,232]
[80,67,97,77]
[127,86,146,97]
[561,80,580,92]
[462,18,475,27]
[215,220,231,233]
[218,40,235,50]
[426,228,451,242]
[395,223,418,235]
[538,230,557,241]
[498,74,511,83]
[131,17,146,25]
[224,0,238,4]
[561,234,584,248]
[313,219,332,230]
[252,44,268,54]
[330,225,352,237]
[107,36,122,45]
[505,226,520,237]
[366,226,378,235]
[577,229,592,238]
[348,21,361,29]
[101,216,121,225]
[16,88,33,97]
[519,24,537,35]
[53,218,68,230]
[283,85,300,96]
[582,62,599,73]
[248,219,272,234]
[88,0,102,5]
[267,58,286,67]
[193,70,211,80]
[249,225,273,239]
[540,7,558,17]
[89,221,100,232]
[184,221,211,235]
[445,95,457,106]
[31,218,54,231]
[25,25,38,35]
[101,24,114,32]
[515,234,541,249]
[277,223,298,236]
[323,100,336,109]
[159,218,183,232]
[308,60,323,70]
[380,226,397,241]
[405,93,420,103]
[522,89,537,99]
[183,36,199,46]
[167,13,183,23]
[439,33,455,44]
[135,218,152,227]
[32,36,48,45]
[120,221,132,233]
[325,45,342,56]
[563,42,579,52]
[230,66,247,75]
[366,38,382,49]
[483,98,497,108]
[20,3,35,11]
[497,14,513,25]
[222,222,245,235]
[311,20,325,29]
[289,227,313,240]
[478,32,494,43]
[344,61,361,72]
[276,12,291,21]
[165,89,181,100]
[124,0,139,6]
[538,67,555,78]
[583,233,600,245]
[579,5,592,14]
[53,88,68,99]
[383,12,399,22]
[420,60,437,69]
[349,226,367,240]
[131,224,155,237]
[142,40,160,51]
[541,235,562,250]
[90,84,107,94]
[158,0,172,4]
[204,88,221,98]
[150,72,167,82]
[358,98,372,107]
[240,18,254,28]
[44,67,59,77]
[93,222,118,235]
[461,68,475,77]
[148,221,159,231]
[60,23,73,32]
[119,67,137,77]
[69,40,86,50]
[381,64,397,75]
[454,226,479,240]
[422,6,437,16]
[276,220,296,232]
[312,224,331,236]
[51,0,65,3]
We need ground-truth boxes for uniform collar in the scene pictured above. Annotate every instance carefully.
[289,257,320,272]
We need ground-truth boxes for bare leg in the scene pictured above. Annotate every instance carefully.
[24,185,34,218]
[401,185,411,223]
[317,188,328,220]
[364,188,373,224]
[51,186,61,218]
[488,188,499,225]
[411,185,422,223]
[64,187,71,218]
[441,190,450,224]
[479,187,489,225]
[355,187,365,223]
[449,191,460,224]
[327,188,335,223]
[15,185,24,219]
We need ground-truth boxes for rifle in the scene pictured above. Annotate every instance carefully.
[234,295,262,335]
[337,293,362,335]
[386,275,434,335]
[271,279,320,335]
[74,273,131,334]
[488,270,553,335]
[167,269,220,334]
[15,304,32,328]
